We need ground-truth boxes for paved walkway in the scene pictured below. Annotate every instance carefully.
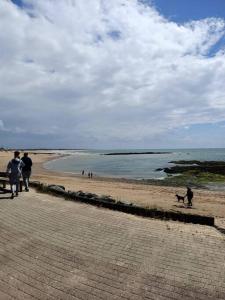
[0,190,225,300]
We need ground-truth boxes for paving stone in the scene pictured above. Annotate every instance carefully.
[0,189,225,299]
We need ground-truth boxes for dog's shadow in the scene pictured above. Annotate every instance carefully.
[173,204,196,209]
[173,204,186,208]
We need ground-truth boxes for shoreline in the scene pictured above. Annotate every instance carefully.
[36,153,225,219]
[1,150,225,219]
[42,153,217,190]
[1,150,224,191]
[27,151,225,194]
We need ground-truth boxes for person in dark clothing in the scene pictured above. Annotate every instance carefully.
[6,151,25,199]
[21,152,33,192]
[186,187,193,206]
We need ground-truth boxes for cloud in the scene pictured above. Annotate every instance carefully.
[0,0,225,148]
[0,120,4,130]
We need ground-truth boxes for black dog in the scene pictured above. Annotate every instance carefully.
[175,194,185,203]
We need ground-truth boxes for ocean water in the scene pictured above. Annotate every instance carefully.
[44,148,225,180]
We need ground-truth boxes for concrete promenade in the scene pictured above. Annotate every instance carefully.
[0,190,225,299]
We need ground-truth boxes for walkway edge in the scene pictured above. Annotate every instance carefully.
[30,181,215,227]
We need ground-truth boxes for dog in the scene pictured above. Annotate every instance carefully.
[175,194,185,203]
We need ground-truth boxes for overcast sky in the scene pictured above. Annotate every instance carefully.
[1,0,225,149]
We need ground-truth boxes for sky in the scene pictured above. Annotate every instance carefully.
[1,0,225,149]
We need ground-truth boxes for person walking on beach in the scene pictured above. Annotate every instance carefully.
[82,170,84,176]
[21,152,33,192]
[6,151,25,199]
[186,187,193,206]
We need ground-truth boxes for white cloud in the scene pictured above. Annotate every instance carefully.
[0,0,225,147]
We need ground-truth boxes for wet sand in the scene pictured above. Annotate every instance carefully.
[1,151,225,220]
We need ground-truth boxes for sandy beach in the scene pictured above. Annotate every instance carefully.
[1,151,225,221]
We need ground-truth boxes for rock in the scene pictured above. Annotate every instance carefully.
[164,164,225,175]
[99,195,116,203]
[48,185,66,194]
[104,151,172,156]
[117,200,133,206]
[48,184,65,190]
[86,193,98,198]
[30,181,41,187]
[76,191,86,197]
[67,191,77,197]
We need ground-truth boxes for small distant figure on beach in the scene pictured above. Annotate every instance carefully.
[185,187,193,207]
[21,152,33,192]
[6,151,25,199]
[87,172,93,178]
[82,170,84,176]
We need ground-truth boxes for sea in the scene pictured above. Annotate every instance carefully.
[44,148,225,180]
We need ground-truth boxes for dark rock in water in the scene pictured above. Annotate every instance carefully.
[164,160,225,175]
[155,168,164,171]
[169,160,225,166]
[104,151,172,156]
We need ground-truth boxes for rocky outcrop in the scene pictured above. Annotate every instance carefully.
[158,160,225,175]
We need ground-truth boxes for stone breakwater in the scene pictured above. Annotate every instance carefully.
[104,151,172,155]
[30,181,215,226]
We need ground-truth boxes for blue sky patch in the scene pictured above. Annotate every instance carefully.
[11,0,24,8]
[151,0,225,23]
[207,35,225,57]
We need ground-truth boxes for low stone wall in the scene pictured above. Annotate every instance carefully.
[30,181,215,227]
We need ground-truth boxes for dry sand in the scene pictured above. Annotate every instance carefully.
[1,151,225,221]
